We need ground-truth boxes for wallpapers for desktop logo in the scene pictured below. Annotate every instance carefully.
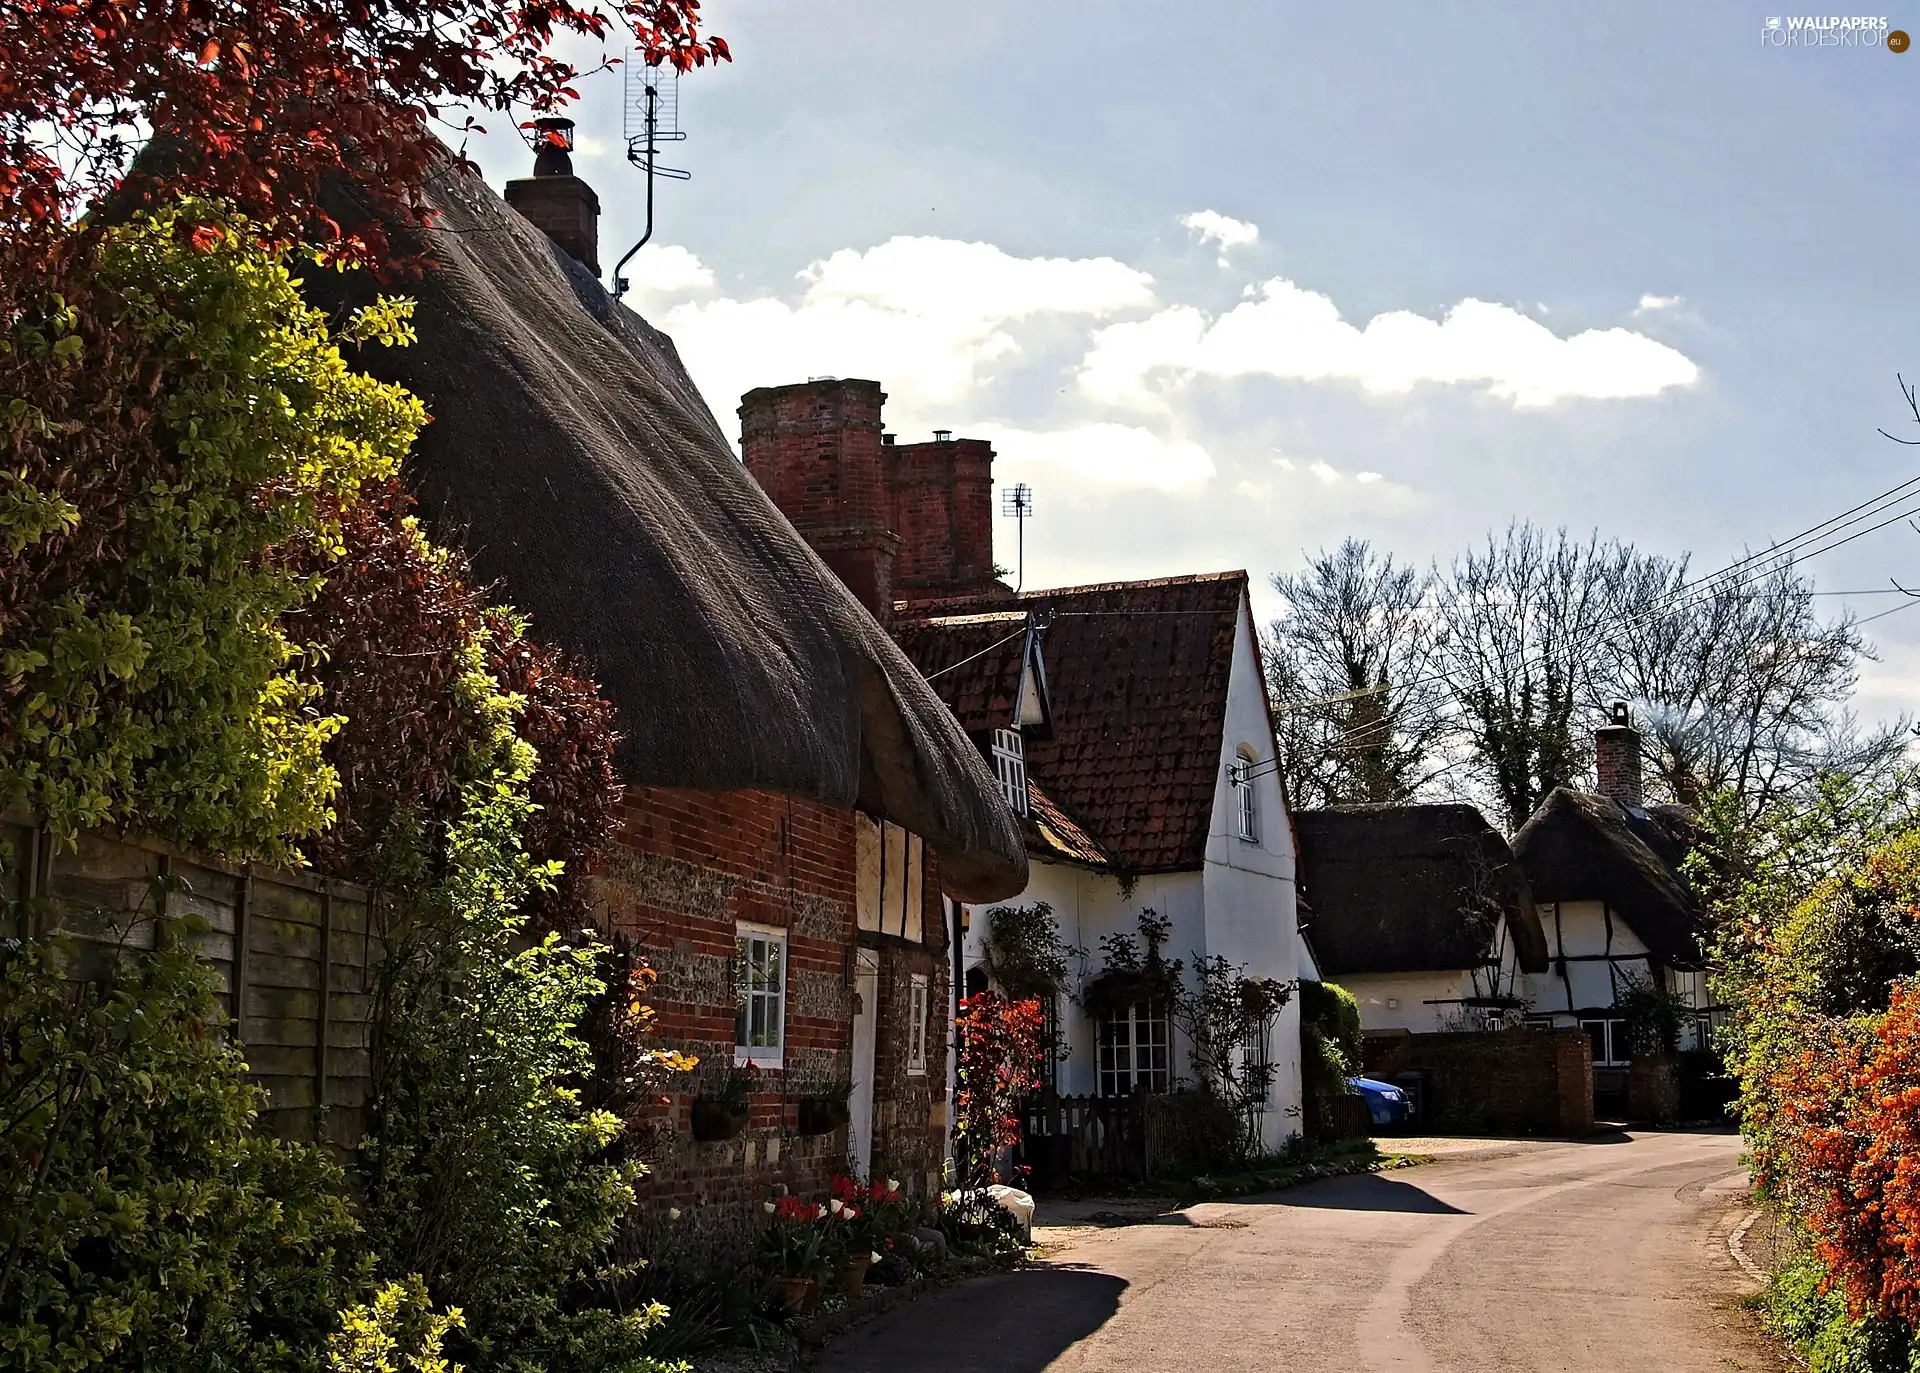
[1760,14,1908,47]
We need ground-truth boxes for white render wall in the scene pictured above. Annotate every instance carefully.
[1521,898,1709,1044]
[960,588,1304,1152]
[1340,970,1478,1035]
[1202,593,1303,1150]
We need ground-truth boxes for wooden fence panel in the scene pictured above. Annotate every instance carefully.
[2,808,381,1152]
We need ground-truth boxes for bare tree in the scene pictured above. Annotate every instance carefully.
[1431,524,1612,831]
[1263,539,1451,809]
[1593,554,1906,819]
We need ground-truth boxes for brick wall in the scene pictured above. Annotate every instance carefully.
[593,785,950,1260]
[502,175,601,276]
[1367,1028,1594,1135]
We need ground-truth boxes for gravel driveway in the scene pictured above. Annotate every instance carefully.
[817,1129,1782,1373]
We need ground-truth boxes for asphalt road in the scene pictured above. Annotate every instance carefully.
[816,1130,1781,1373]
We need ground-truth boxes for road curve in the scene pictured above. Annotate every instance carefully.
[817,1130,1781,1373]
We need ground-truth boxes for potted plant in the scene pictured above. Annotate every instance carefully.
[797,1079,853,1136]
[691,1062,757,1142]
[830,1177,894,1297]
[760,1196,836,1315]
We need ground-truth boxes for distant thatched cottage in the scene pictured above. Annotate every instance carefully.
[313,148,1027,1246]
[1512,705,1712,1098]
[1291,803,1547,1035]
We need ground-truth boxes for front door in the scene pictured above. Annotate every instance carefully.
[849,949,879,1179]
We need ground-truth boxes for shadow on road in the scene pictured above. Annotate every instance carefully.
[1242,1172,1467,1214]
[818,1265,1128,1373]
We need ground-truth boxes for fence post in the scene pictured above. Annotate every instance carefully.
[231,871,251,1039]
[317,886,332,1136]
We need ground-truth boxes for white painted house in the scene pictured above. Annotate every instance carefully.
[894,571,1306,1156]
[1291,804,1548,1036]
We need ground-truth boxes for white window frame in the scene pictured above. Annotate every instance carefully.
[1097,999,1171,1097]
[734,922,788,1068]
[907,973,930,1076]
[1235,747,1259,843]
[990,728,1028,816]
[1580,1017,1629,1068]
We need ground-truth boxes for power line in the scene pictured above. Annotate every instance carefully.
[1270,472,1920,729]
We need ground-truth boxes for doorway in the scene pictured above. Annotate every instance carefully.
[849,948,879,1179]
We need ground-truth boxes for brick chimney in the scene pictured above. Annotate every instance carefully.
[889,432,998,603]
[740,379,901,622]
[505,117,601,276]
[1595,701,1644,809]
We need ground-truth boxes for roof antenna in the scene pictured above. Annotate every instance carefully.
[1000,483,1034,592]
[612,56,690,299]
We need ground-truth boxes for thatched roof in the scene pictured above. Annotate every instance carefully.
[308,163,1026,901]
[1292,804,1548,977]
[1511,789,1702,967]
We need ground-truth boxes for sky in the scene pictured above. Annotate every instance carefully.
[459,2,1920,728]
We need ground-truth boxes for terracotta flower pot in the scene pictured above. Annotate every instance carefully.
[774,1275,817,1316]
[840,1253,871,1297]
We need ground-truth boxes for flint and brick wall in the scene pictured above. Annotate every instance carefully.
[593,786,950,1258]
[1367,1028,1594,1135]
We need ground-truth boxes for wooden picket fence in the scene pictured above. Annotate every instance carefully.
[2,810,382,1150]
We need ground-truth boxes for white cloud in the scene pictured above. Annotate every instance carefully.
[619,243,715,295]
[1636,293,1684,313]
[1355,471,1384,484]
[1180,210,1260,264]
[985,422,1215,492]
[653,236,1154,415]
[1080,278,1702,410]
[1309,459,1341,484]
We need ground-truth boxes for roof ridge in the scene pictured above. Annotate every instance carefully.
[1017,569,1248,598]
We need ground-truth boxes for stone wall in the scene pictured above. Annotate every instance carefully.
[1367,1028,1594,1135]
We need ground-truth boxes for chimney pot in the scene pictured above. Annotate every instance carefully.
[530,117,576,177]
[505,122,601,276]
[933,429,953,442]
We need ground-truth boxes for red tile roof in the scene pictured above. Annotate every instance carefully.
[896,571,1247,873]
[888,611,1030,735]
[1026,778,1113,867]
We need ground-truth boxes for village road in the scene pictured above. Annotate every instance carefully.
[816,1129,1782,1373]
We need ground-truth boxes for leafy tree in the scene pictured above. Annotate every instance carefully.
[1299,979,1363,1101]
[0,0,725,264]
[952,991,1043,1194]
[0,205,421,858]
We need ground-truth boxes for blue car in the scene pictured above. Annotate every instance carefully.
[1349,1076,1412,1128]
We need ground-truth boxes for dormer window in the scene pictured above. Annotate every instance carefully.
[991,728,1028,815]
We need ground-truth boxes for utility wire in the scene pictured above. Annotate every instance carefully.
[921,626,1029,681]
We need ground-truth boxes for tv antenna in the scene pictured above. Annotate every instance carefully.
[1001,483,1034,592]
[612,56,691,299]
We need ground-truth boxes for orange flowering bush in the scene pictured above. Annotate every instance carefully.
[1763,983,1920,1323]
